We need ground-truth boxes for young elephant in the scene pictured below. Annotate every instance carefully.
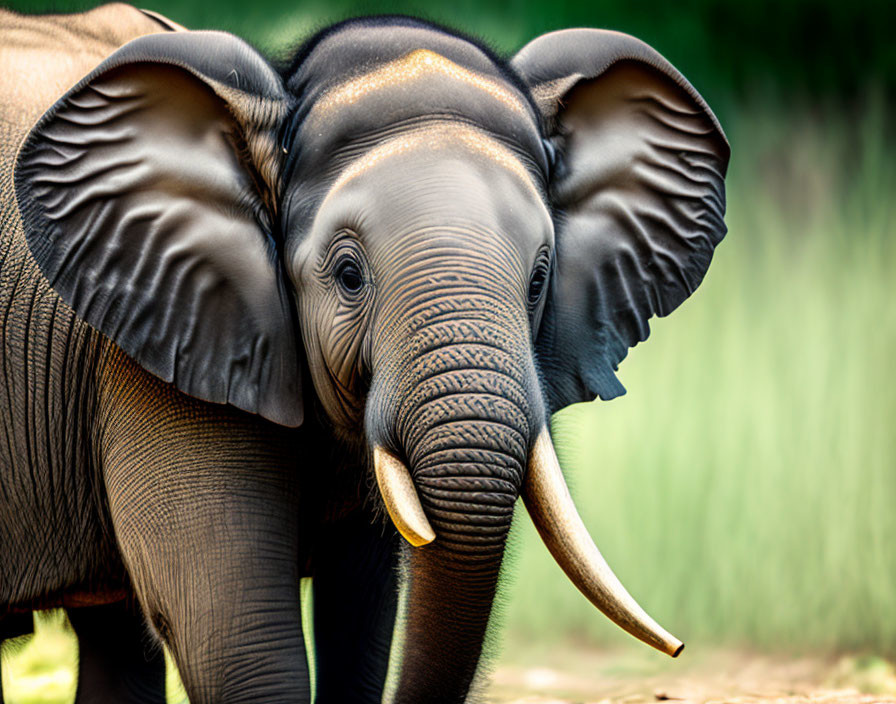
[1,5,728,704]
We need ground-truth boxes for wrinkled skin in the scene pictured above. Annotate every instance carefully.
[1,5,728,704]
[0,6,307,703]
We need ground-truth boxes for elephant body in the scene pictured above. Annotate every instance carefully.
[0,7,175,699]
[0,10,318,702]
[1,5,728,704]
[0,9,166,610]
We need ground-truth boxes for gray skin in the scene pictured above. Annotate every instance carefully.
[0,6,306,703]
[1,6,729,704]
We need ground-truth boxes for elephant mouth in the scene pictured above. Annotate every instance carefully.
[372,427,684,658]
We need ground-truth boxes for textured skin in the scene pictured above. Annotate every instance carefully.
[2,9,729,704]
[1,7,311,704]
[0,9,165,702]
[16,30,302,427]
[95,353,308,703]
[0,4,164,613]
[0,0,160,616]
[512,29,730,411]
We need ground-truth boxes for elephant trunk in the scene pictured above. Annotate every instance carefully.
[385,367,527,703]
[392,542,505,703]
[368,294,680,702]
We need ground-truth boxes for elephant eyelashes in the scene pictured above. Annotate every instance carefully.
[527,249,551,308]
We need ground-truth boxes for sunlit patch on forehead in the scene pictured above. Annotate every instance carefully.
[324,124,542,202]
[312,49,529,118]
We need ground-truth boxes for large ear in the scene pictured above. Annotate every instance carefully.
[512,30,730,414]
[16,31,303,427]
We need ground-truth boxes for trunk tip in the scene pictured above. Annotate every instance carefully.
[670,641,684,658]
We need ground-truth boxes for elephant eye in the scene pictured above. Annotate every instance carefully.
[528,250,551,308]
[335,256,365,295]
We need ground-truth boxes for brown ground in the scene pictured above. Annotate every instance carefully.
[5,626,896,703]
[489,646,896,704]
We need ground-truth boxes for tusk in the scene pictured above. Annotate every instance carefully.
[374,446,436,547]
[523,429,684,657]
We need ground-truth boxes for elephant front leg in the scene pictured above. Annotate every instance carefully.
[100,391,310,704]
[106,465,310,704]
[68,602,166,704]
[312,511,399,704]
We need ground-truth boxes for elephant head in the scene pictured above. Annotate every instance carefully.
[15,18,728,703]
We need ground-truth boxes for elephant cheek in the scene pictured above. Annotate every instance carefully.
[300,291,369,429]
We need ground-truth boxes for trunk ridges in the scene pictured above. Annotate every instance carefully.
[369,250,538,703]
[395,355,530,557]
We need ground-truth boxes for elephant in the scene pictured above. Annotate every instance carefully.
[0,4,729,704]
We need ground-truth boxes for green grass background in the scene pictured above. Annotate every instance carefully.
[1,0,894,700]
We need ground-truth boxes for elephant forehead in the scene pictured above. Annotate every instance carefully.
[326,124,541,201]
[298,124,553,272]
[310,49,528,118]
[294,51,544,178]
[325,128,548,230]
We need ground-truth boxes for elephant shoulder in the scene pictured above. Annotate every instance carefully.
[0,4,174,134]
[56,4,181,53]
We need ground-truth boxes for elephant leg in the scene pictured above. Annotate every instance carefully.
[68,602,166,704]
[100,370,309,704]
[106,457,309,703]
[312,512,399,704]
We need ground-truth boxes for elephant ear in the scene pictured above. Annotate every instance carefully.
[16,31,303,427]
[512,29,730,413]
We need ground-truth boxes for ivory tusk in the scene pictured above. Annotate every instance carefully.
[373,445,436,547]
[523,428,684,657]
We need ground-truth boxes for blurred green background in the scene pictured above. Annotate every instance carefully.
[1,0,894,700]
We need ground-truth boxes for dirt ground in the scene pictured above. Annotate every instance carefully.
[5,628,896,703]
[489,646,896,704]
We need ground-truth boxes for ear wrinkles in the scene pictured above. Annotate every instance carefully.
[512,29,729,414]
[16,31,304,427]
[555,61,728,254]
